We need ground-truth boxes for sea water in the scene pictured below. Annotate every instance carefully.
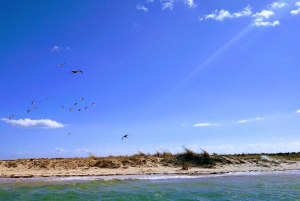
[0,170,299,200]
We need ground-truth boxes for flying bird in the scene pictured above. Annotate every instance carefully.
[92,103,96,106]
[8,117,12,120]
[78,108,81,112]
[70,108,73,112]
[58,63,65,67]
[31,101,36,104]
[45,98,48,100]
[33,106,37,109]
[61,106,64,108]
[74,103,78,106]
[122,134,130,141]
[68,132,71,135]
[80,97,84,101]
[85,107,88,110]
[69,70,83,74]
[12,115,14,117]
[27,109,30,113]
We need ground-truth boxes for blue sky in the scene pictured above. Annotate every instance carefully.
[1,0,299,159]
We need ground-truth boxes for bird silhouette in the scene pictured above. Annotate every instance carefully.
[27,109,30,113]
[74,103,78,106]
[122,134,130,141]
[45,98,48,100]
[33,106,37,109]
[31,101,36,104]
[61,106,64,108]
[92,103,96,106]
[80,97,84,101]
[85,107,88,110]
[58,63,65,67]
[69,70,83,74]
[78,108,81,112]
[70,108,73,112]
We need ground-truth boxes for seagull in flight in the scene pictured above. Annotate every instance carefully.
[69,70,83,74]
[122,134,130,141]
[27,109,30,113]
[92,103,96,106]
[61,106,64,108]
[58,63,65,67]
[78,108,81,112]
[31,101,36,105]
[80,97,84,101]
[33,106,37,109]
[85,107,88,110]
[70,108,73,112]
[74,103,78,106]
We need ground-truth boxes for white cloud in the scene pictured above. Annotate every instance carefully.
[201,5,252,21]
[184,0,197,8]
[290,2,300,15]
[201,142,300,154]
[181,124,186,127]
[193,123,220,127]
[147,0,154,2]
[161,0,174,10]
[296,110,300,113]
[252,10,274,19]
[1,118,65,128]
[238,117,264,123]
[270,2,288,8]
[51,46,62,52]
[253,19,280,26]
[252,9,280,27]
[55,147,92,153]
[136,4,148,12]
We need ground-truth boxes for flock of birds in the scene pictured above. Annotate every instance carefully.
[6,63,130,141]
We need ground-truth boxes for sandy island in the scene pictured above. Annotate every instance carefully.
[1,150,299,178]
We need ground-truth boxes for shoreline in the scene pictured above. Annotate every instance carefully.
[1,161,299,179]
[1,151,299,179]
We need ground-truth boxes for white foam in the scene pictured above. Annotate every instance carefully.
[1,170,300,183]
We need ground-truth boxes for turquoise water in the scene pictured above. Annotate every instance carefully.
[0,171,299,200]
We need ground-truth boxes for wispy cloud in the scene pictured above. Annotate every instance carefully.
[252,10,274,19]
[55,147,92,153]
[252,18,280,26]
[51,46,70,52]
[237,117,264,123]
[290,2,300,15]
[1,118,65,128]
[161,0,174,10]
[269,2,288,8]
[200,5,252,21]
[296,110,300,113]
[201,142,300,154]
[184,0,197,8]
[51,46,62,52]
[193,123,220,127]
[137,4,148,12]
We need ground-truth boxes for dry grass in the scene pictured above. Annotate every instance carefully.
[1,151,299,170]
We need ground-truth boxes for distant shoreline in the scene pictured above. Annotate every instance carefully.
[1,151,299,178]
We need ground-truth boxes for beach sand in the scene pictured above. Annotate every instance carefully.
[1,152,299,178]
